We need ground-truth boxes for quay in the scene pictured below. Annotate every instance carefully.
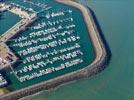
[0,0,107,99]
[0,3,37,69]
[0,3,9,12]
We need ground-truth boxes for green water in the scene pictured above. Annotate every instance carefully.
[3,0,95,90]
[0,11,20,35]
[25,0,134,100]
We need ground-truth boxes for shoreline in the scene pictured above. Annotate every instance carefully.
[0,0,108,99]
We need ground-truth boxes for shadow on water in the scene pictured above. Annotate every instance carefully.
[88,7,112,70]
[0,70,11,88]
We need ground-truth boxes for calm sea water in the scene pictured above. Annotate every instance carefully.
[26,0,134,100]
[0,11,20,35]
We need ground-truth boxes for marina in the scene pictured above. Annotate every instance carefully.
[0,0,107,99]
[6,2,95,89]
[29,0,134,100]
